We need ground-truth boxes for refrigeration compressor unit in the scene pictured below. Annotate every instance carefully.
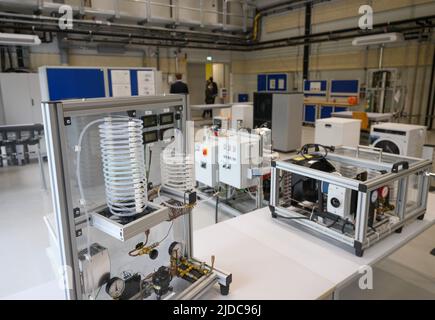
[269,144,432,257]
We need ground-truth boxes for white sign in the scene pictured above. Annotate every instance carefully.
[310,82,322,92]
[138,70,156,96]
[269,79,276,90]
[111,70,131,97]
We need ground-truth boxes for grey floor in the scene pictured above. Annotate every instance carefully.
[0,126,434,299]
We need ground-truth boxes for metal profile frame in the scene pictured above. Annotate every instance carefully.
[43,95,231,299]
[270,147,432,256]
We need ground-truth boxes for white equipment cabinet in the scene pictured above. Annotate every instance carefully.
[0,73,42,125]
[370,123,427,157]
[231,103,253,129]
[195,135,219,188]
[218,131,261,189]
[315,118,361,147]
[253,92,303,152]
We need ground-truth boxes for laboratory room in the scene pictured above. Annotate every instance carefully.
[0,0,434,307]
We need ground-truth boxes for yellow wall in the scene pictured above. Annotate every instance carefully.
[265,0,434,33]
[234,44,434,74]
[205,63,213,79]
[30,53,62,69]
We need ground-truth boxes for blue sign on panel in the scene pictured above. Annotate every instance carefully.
[331,80,359,94]
[47,68,105,101]
[258,74,267,91]
[304,105,316,123]
[320,106,334,119]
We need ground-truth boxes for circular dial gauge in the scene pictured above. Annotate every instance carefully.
[380,186,389,198]
[106,277,125,299]
[168,241,183,257]
[371,190,379,203]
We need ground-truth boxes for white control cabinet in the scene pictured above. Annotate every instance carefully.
[218,131,261,189]
[315,117,361,147]
[195,137,219,188]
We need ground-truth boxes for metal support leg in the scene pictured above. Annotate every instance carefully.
[256,176,263,209]
[37,142,47,190]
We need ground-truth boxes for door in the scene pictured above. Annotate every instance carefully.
[187,63,206,105]
[28,74,43,124]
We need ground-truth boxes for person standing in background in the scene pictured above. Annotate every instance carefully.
[170,73,189,94]
[203,77,218,118]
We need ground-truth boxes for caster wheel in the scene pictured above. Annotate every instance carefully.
[395,227,403,234]
[220,284,230,296]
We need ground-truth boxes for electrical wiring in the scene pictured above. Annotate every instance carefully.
[326,217,340,228]
[128,222,174,257]
[159,221,174,244]
[298,144,335,161]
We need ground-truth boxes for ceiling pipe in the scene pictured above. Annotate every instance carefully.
[0,19,249,48]
[0,11,249,41]
[254,14,435,47]
[0,12,432,51]
[58,22,434,52]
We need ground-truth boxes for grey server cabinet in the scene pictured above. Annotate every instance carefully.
[254,92,303,152]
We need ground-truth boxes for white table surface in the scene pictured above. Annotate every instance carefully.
[331,111,393,121]
[194,194,435,300]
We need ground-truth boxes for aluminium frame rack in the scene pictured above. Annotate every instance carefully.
[269,146,432,257]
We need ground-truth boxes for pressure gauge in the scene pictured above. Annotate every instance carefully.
[371,190,379,203]
[106,277,125,299]
[380,186,389,198]
[168,241,183,257]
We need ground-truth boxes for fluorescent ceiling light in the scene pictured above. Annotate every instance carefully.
[352,33,404,46]
[206,56,213,61]
[0,33,41,46]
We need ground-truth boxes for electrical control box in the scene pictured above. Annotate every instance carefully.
[78,243,111,295]
[195,136,219,188]
[218,131,261,189]
[327,184,352,219]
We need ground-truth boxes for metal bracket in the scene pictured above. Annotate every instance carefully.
[73,207,81,218]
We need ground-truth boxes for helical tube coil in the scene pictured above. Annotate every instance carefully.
[160,145,195,192]
[99,117,147,216]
